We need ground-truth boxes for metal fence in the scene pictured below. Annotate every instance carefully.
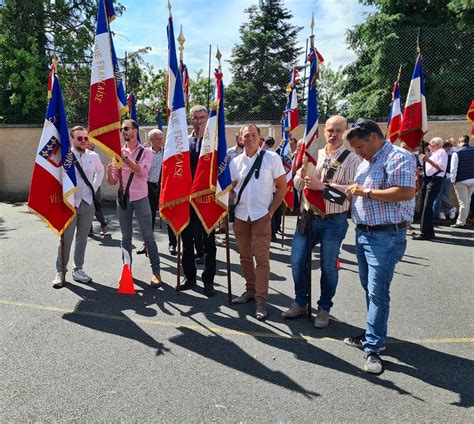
[1,24,472,125]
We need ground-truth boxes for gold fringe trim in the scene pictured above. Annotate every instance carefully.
[28,203,76,237]
[159,195,190,211]
[159,213,190,237]
[88,121,121,138]
[190,201,227,235]
[88,135,123,169]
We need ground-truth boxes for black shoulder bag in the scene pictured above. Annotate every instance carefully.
[118,147,145,210]
[229,150,266,222]
[74,158,100,210]
[321,149,351,205]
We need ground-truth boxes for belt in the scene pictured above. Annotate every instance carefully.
[303,210,348,219]
[356,222,407,232]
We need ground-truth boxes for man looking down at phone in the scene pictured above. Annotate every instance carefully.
[282,115,360,328]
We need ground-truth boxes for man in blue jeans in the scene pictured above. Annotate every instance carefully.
[346,119,416,374]
[283,116,360,327]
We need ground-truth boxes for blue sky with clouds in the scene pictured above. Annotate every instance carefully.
[112,0,375,78]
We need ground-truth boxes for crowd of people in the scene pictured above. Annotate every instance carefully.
[51,108,473,375]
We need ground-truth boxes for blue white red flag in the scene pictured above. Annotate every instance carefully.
[297,38,325,214]
[191,69,232,233]
[28,64,77,235]
[466,100,474,137]
[88,0,126,165]
[160,13,192,236]
[279,138,295,209]
[127,93,141,143]
[386,79,402,143]
[284,67,299,133]
[399,53,428,149]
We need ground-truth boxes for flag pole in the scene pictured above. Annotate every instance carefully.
[215,46,232,304]
[281,204,286,248]
[176,234,181,292]
[53,59,67,287]
[225,215,232,304]
[306,14,315,320]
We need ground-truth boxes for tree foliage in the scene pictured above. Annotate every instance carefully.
[226,0,302,122]
[343,0,474,120]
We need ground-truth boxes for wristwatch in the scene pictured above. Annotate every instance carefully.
[363,188,372,199]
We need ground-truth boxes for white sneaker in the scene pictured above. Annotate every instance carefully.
[72,270,92,283]
[438,212,447,220]
[449,208,456,220]
[52,272,65,288]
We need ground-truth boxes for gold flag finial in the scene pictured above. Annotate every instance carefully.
[178,25,185,63]
[167,0,172,15]
[416,28,421,53]
[216,46,222,69]
[397,64,402,81]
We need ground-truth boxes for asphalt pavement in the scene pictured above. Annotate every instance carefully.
[1,202,473,422]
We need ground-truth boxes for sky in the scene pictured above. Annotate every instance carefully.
[111,0,376,79]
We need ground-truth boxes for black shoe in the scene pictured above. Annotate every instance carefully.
[204,284,216,297]
[136,244,147,255]
[169,245,177,256]
[180,279,197,291]
[412,234,435,241]
[344,333,386,352]
[271,235,277,242]
[195,255,205,265]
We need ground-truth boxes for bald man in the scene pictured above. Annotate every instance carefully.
[283,116,360,328]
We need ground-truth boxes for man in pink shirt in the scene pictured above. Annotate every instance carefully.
[107,119,161,286]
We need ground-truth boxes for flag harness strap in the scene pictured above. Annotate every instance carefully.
[74,156,100,210]
[118,147,144,209]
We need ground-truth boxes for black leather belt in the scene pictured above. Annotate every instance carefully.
[302,210,348,219]
[356,222,407,232]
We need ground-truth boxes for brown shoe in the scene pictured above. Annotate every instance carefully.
[255,302,267,321]
[150,273,161,288]
[282,302,308,319]
[232,290,255,304]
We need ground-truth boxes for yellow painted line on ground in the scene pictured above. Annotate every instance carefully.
[1,298,473,345]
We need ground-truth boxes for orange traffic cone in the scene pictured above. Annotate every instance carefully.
[118,247,135,295]
[337,258,341,270]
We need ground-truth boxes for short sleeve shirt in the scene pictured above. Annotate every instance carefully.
[230,148,285,221]
[351,141,416,226]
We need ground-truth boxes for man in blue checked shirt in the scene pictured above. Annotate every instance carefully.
[345,119,416,375]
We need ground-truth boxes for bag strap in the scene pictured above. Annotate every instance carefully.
[122,147,145,198]
[74,156,96,196]
[323,149,351,183]
[234,150,266,209]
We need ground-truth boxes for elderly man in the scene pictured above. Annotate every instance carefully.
[179,105,217,296]
[283,115,360,327]
[230,124,286,320]
[345,119,416,374]
[413,137,448,240]
[52,126,104,288]
[106,119,161,287]
[450,135,474,228]
[227,132,244,162]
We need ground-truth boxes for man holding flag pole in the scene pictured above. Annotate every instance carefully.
[283,16,360,327]
[188,48,233,298]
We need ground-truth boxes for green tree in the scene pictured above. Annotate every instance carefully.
[316,63,348,121]
[226,0,302,122]
[343,0,474,120]
[0,0,124,124]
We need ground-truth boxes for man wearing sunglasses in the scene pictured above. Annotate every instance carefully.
[52,126,104,288]
[345,119,416,374]
[107,119,161,287]
[282,115,360,328]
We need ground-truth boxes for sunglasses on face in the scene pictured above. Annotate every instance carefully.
[120,127,130,132]
[76,136,89,142]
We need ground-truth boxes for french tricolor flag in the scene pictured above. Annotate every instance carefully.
[386,79,402,143]
[87,0,123,165]
[399,53,427,150]
[28,64,77,236]
[159,12,192,236]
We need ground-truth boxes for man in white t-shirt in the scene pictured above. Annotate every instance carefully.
[230,124,286,320]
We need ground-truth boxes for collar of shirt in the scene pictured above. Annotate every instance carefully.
[370,141,391,164]
[244,146,262,160]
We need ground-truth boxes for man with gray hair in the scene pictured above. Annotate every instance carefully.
[413,136,447,240]
[179,105,217,297]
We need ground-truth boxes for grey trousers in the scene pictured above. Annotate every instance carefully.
[56,200,95,273]
[117,197,160,274]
